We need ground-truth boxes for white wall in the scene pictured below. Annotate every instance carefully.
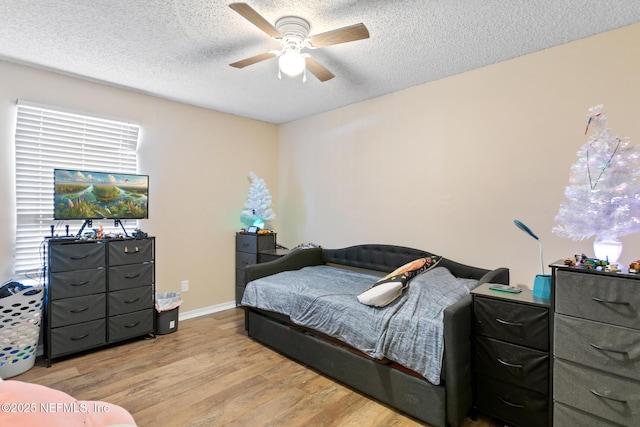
[0,60,279,311]
[278,23,640,287]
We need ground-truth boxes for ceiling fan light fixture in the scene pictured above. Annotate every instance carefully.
[278,49,305,77]
[229,5,368,83]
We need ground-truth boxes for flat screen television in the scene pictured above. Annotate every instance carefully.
[54,169,149,220]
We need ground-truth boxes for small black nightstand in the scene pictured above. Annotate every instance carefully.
[471,282,551,427]
[258,248,290,263]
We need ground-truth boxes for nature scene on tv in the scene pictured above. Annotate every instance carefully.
[54,169,148,220]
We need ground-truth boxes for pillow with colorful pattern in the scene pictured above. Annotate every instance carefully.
[357,256,441,307]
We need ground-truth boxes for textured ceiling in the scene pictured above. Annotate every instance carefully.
[1,1,639,124]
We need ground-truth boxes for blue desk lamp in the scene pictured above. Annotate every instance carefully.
[514,220,551,299]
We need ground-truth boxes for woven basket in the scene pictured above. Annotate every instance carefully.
[0,286,45,379]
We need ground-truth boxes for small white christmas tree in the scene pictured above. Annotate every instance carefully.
[241,171,275,228]
[553,105,640,261]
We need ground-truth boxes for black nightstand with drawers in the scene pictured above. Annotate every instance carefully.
[472,282,551,427]
[235,232,280,305]
[551,264,640,426]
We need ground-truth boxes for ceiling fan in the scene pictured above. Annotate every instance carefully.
[228,3,370,82]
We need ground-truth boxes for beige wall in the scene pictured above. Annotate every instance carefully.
[0,60,279,311]
[278,23,640,287]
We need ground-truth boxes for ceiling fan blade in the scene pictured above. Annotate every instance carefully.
[230,52,277,69]
[309,23,369,48]
[305,56,335,82]
[229,3,281,39]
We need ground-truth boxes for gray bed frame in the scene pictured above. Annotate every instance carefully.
[242,244,509,427]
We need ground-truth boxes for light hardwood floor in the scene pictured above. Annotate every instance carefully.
[15,308,502,426]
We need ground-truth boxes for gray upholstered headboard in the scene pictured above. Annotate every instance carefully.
[321,244,501,282]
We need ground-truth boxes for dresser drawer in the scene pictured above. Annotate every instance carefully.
[236,251,257,269]
[108,239,153,266]
[475,336,549,394]
[49,241,105,272]
[50,319,106,357]
[554,358,640,426]
[109,286,153,316]
[236,233,275,254]
[554,401,622,427]
[476,375,549,427]
[109,262,153,290]
[109,309,154,342]
[555,313,640,381]
[50,294,106,327]
[49,267,106,299]
[556,269,640,329]
[474,297,549,351]
[237,233,258,254]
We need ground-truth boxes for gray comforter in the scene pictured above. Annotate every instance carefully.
[241,265,478,385]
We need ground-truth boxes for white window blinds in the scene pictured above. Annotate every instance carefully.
[14,100,140,281]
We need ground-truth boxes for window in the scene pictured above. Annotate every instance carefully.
[14,100,140,282]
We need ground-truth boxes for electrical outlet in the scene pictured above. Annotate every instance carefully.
[181,280,189,292]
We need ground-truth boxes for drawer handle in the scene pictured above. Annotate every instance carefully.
[592,297,630,305]
[495,318,523,327]
[70,281,90,287]
[70,254,89,260]
[124,322,140,329]
[124,246,140,254]
[497,358,523,369]
[590,342,629,356]
[124,298,140,304]
[70,307,89,313]
[590,389,628,404]
[498,397,524,408]
[124,273,141,279]
[70,333,90,341]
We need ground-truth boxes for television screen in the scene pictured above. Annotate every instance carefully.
[54,169,149,220]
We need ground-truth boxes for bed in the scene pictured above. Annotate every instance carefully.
[241,244,509,427]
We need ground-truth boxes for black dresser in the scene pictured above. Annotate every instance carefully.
[235,232,277,305]
[45,237,155,362]
[472,282,551,427]
[552,264,640,426]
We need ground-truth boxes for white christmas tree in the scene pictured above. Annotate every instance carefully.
[241,171,275,228]
[553,105,640,261]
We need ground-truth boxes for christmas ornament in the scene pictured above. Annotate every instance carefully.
[553,105,640,263]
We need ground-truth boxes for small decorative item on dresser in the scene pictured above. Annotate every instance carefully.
[514,219,551,299]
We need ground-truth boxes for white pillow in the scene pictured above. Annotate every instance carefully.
[357,256,442,307]
[357,279,406,307]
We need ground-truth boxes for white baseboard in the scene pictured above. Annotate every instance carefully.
[178,300,237,321]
